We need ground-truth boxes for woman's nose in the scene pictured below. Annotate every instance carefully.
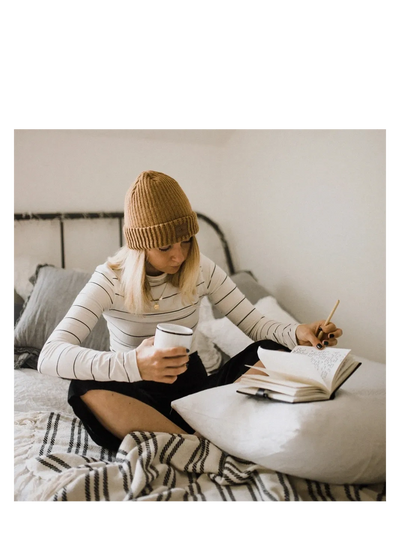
[170,244,185,263]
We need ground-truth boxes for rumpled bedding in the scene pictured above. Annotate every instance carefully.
[15,411,385,502]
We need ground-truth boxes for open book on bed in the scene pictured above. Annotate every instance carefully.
[237,345,361,403]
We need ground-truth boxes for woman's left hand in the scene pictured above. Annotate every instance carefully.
[295,321,343,349]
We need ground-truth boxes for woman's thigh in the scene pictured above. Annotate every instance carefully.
[81,390,188,438]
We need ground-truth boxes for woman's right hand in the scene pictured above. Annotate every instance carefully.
[134,337,189,383]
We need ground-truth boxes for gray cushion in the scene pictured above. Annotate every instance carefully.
[14,265,110,369]
[14,289,24,325]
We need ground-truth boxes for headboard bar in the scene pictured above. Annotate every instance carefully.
[14,211,235,274]
[14,212,125,269]
[196,212,235,275]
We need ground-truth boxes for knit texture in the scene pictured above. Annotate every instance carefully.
[123,171,199,249]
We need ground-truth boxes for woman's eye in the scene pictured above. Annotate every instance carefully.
[159,239,191,252]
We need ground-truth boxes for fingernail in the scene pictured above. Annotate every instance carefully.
[329,333,334,338]
[316,344,323,349]
[323,341,329,346]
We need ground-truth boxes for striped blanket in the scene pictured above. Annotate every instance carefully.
[14,411,386,502]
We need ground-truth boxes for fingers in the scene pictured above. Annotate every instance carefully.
[318,337,338,349]
[136,340,189,383]
[156,367,188,383]
[297,321,343,350]
[156,346,188,366]
[146,362,188,384]
[319,322,343,337]
[153,347,189,381]
[306,331,323,349]
[316,323,343,349]
[161,346,189,358]
[318,324,343,340]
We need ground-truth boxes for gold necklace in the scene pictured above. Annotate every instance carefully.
[151,282,168,310]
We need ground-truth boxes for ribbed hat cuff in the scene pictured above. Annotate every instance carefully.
[124,212,199,250]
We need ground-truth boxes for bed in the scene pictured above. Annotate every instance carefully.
[14,212,386,502]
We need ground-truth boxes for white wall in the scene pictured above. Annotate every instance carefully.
[217,130,386,363]
[14,129,386,363]
[14,129,229,213]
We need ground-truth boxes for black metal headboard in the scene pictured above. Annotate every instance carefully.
[14,211,235,274]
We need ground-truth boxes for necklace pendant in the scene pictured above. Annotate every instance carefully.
[154,303,159,310]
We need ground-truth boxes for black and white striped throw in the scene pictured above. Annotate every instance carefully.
[15,411,386,502]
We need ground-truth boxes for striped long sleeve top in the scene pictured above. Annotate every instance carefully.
[38,254,299,382]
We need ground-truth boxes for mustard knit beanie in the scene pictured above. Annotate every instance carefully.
[123,171,199,250]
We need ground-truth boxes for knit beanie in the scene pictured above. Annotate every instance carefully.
[123,171,199,250]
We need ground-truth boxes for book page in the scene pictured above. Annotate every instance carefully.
[257,346,351,390]
[291,346,351,385]
[241,373,311,389]
[257,348,327,388]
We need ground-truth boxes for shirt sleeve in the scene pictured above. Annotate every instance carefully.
[38,266,142,382]
[201,255,299,350]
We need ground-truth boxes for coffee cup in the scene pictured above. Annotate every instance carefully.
[154,323,193,351]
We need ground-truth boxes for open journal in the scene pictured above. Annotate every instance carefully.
[237,345,361,403]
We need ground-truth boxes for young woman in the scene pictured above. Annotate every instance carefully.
[38,171,342,451]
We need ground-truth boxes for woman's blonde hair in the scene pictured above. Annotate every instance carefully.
[108,237,201,314]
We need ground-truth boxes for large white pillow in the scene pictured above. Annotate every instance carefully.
[198,296,298,358]
[172,356,385,484]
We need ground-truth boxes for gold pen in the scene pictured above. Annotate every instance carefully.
[317,300,340,340]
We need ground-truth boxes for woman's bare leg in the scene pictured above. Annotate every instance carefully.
[81,390,188,440]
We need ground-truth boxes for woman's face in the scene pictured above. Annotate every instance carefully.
[145,239,192,276]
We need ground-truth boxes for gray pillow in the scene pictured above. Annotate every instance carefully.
[212,271,270,319]
[14,265,110,369]
[14,289,24,325]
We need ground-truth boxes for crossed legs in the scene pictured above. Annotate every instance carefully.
[81,359,266,440]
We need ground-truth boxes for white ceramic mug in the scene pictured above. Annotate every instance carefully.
[154,323,193,351]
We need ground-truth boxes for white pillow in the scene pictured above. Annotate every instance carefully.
[199,296,298,357]
[195,297,223,373]
[192,330,224,374]
[172,356,385,484]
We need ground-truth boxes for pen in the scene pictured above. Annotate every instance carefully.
[317,300,340,340]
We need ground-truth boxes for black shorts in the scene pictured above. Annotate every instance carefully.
[68,339,289,451]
